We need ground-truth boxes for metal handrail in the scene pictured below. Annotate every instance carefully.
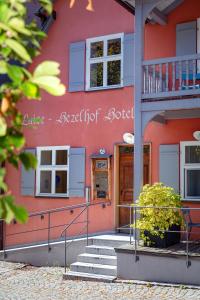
[61,190,112,272]
[60,206,88,238]
[29,203,87,217]
[118,204,200,210]
[2,202,89,255]
[2,185,110,267]
[0,203,87,222]
[60,203,90,273]
[118,204,200,268]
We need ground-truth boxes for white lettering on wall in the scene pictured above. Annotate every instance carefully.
[22,107,134,127]
[104,107,134,123]
[23,114,45,126]
[56,108,102,125]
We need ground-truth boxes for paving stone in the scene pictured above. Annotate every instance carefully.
[0,261,200,300]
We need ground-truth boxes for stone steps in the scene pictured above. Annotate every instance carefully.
[63,234,130,282]
[78,253,117,266]
[91,236,130,247]
[85,245,116,256]
[70,262,117,276]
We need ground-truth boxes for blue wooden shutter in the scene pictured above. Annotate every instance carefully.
[159,144,179,193]
[123,33,135,86]
[69,148,85,197]
[68,41,85,92]
[176,21,197,77]
[21,149,36,196]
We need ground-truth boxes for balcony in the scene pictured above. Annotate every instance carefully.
[142,53,200,102]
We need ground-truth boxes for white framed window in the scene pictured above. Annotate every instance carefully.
[86,33,124,91]
[36,146,70,197]
[180,141,200,200]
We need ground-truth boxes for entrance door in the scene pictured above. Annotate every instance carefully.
[0,221,3,250]
[119,145,150,229]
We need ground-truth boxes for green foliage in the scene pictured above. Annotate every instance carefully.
[135,183,183,242]
[0,0,65,224]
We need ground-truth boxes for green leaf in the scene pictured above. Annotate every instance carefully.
[4,198,15,223]
[33,61,60,77]
[0,2,16,23]
[32,30,46,39]
[14,2,26,16]
[22,68,31,79]
[0,3,9,23]
[39,0,52,14]
[8,154,19,168]
[0,148,7,162]
[0,168,5,179]
[7,132,25,149]
[9,18,31,36]
[6,39,32,63]
[0,195,28,224]
[20,152,37,170]
[11,205,28,224]
[0,117,7,136]
[1,46,11,57]
[32,76,65,96]
[7,64,24,84]
[0,168,7,192]
[21,81,40,99]
[0,22,17,37]
[0,61,7,74]
[13,113,23,128]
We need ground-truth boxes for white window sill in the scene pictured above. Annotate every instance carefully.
[35,193,69,198]
[86,84,123,92]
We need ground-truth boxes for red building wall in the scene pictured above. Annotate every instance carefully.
[5,0,200,245]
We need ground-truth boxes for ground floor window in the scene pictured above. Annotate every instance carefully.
[181,141,200,200]
[36,146,70,197]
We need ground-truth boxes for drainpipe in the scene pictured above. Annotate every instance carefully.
[134,0,144,201]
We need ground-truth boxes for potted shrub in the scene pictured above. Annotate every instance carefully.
[136,183,183,248]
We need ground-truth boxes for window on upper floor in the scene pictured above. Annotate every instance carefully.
[181,141,200,200]
[36,146,70,197]
[86,33,124,91]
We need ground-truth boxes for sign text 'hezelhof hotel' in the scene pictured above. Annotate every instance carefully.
[22,107,134,127]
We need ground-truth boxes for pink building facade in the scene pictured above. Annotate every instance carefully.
[3,0,200,247]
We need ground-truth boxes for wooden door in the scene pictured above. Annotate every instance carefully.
[119,145,150,229]
[119,151,133,228]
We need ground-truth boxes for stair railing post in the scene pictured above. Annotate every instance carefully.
[134,206,139,262]
[64,229,67,273]
[3,221,7,259]
[86,187,91,246]
[48,212,51,252]
[186,213,191,268]
[129,206,132,244]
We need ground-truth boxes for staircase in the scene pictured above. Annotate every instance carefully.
[63,234,130,282]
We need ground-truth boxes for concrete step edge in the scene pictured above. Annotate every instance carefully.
[63,271,116,282]
[91,235,131,242]
[86,245,115,250]
[91,240,130,247]
[85,245,116,255]
[78,253,117,260]
[71,262,117,270]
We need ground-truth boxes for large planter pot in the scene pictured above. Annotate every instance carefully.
[144,224,181,248]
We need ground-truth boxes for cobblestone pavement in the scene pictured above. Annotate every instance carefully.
[0,262,200,300]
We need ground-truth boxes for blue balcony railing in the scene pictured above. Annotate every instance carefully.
[142,53,200,100]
